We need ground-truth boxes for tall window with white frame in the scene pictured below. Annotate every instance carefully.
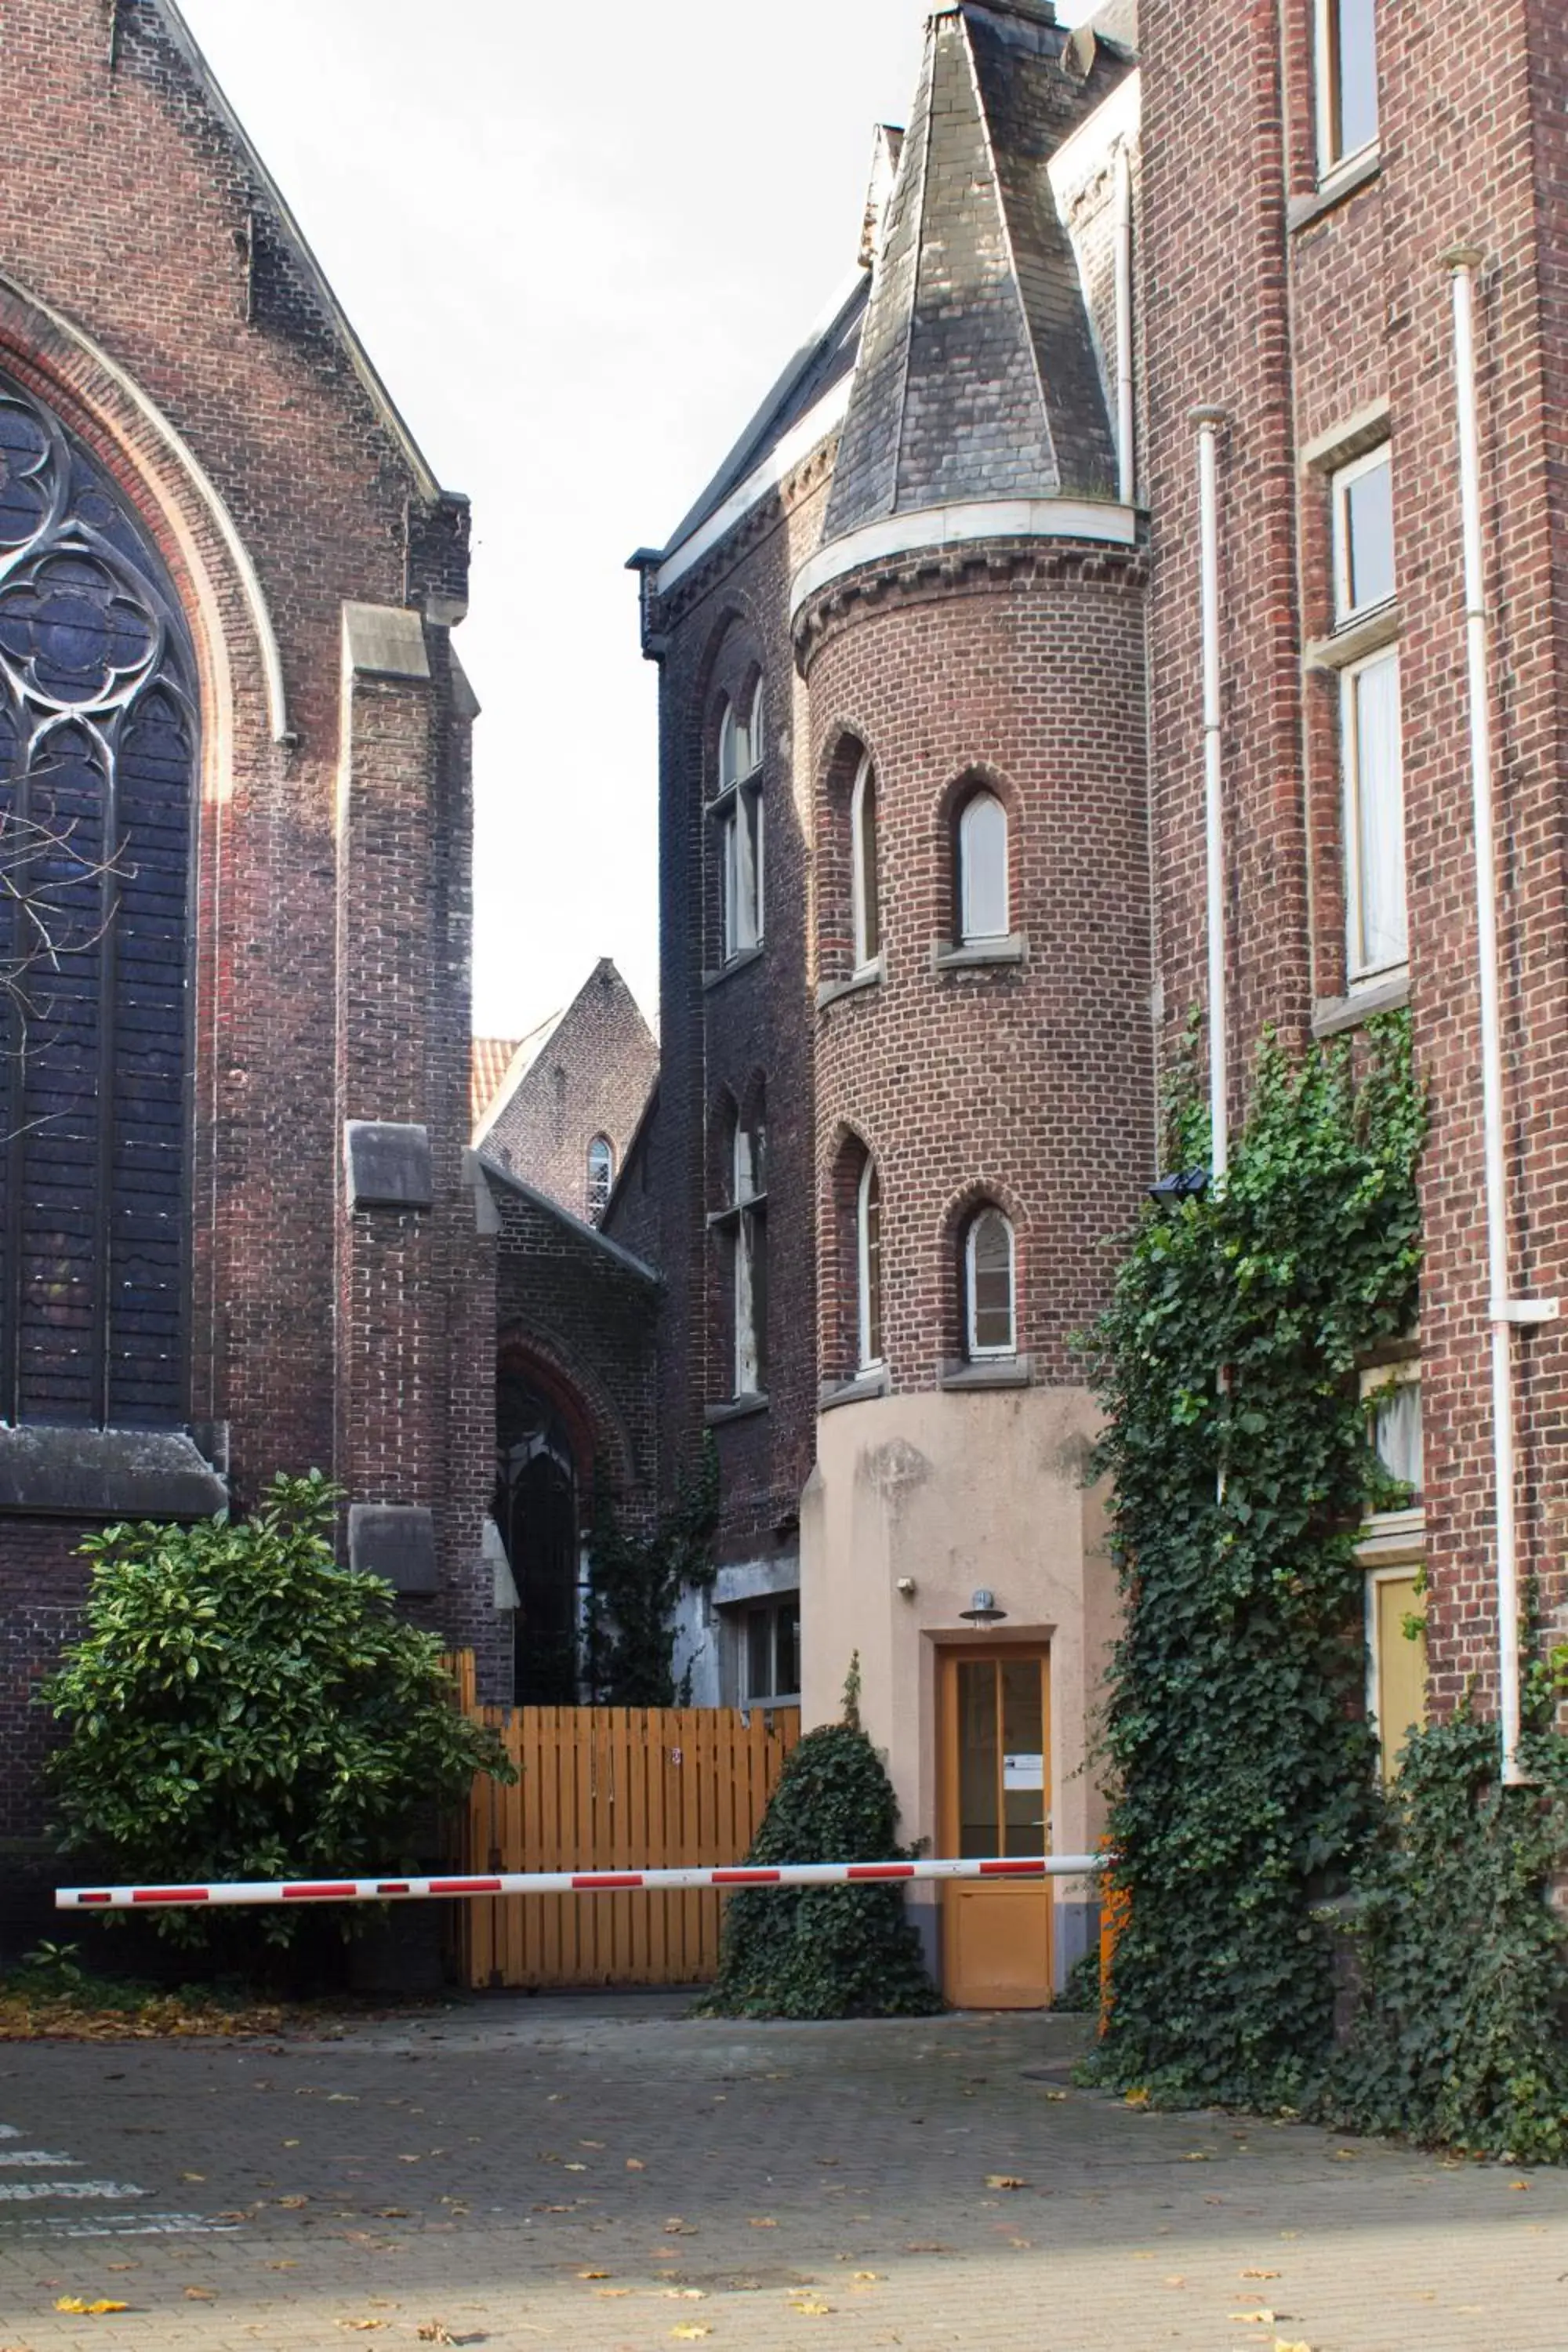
[856,1156,883,1374]
[586,1135,614,1225]
[851,752,880,971]
[1331,445,1405,983]
[1316,0,1378,181]
[716,677,765,961]
[717,1097,768,1399]
[1359,1359,1425,1783]
[956,789,1009,946]
[964,1206,1016,1360]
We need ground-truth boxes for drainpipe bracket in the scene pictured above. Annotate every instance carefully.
[1492,1298,1560,1325]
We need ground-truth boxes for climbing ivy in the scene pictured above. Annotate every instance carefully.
[583,1439,719,1705]
[1088,1017,1426,2110]
[1320,1704,1568,2161]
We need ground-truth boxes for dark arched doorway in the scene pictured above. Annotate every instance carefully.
[495,1373,583,1704]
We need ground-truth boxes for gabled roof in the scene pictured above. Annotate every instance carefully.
[471,1036,523,1130]
[151,0,450,503]
[481,1158,661,1288]
[822,0,1128,543]
[470,1006,566,1145]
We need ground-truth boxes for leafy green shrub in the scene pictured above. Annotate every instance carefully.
[1319,1714,1568,2161]
[585,1441,718,1704]
[1088,1018,1425,2110]
[702,1707,942,2020]
[43,1473,514,1944]
[1056,1947,1102,2015]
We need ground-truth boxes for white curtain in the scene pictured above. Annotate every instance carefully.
[1348,650,1406,977]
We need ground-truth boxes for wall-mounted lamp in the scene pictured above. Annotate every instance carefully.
[959,1588,1007,1625]
[896,1575,917,1599]
[1146,1167,1210,1208]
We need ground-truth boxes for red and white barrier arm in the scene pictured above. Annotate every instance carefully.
[57,1854,1105,1913]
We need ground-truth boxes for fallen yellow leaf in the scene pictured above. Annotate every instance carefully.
[665,2289,707,2300]
[180,2171,205,2183]
[564,2162,588,2172]
[276,2195,309,2209]
[337,2325,388,2335]
[792,2299,834,2316]
[626,2157,645,2169]
[1274,2342,1312,2352]
[1241,2270,1282,2280]
[183,2286,216,2301]
[852,2270,882,2281]
[749,2215,779,2228]
[416,2330,455,2347]
[670,2330,712,2343]
[596,2288,631,2298]
[664,2216,698,2234]
[578,2269,611,2279]
[55,2302,131,2317]
[985,2174,1028,2190]
[1229,2310,1276,2325]
[1181,2151,1212,2162]
[1510,2179,1531,2191]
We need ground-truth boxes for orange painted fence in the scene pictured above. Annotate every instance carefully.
[441,1676,801,1990]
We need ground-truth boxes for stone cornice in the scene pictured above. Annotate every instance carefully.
[792,531,1147,672]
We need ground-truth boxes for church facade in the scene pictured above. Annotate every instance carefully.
[0,0,503,1871]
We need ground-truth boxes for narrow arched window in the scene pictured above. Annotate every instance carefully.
[586,1135,614,1225]
[717,1091,767,1399]
[957,790,1009,945]
[0,371,197,1430]
[851,753,880,970]
[715,678,764,960]
[965,1207,1016,1359]
[857,1157,883,1371]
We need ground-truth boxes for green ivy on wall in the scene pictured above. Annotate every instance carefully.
[583,1439,719,1705]
[1088,1016,1426,2111]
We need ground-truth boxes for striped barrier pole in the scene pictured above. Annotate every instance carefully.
[57,1854,1105,1913]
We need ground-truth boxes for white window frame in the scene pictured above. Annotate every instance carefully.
[740,1595,800,1707]
[964,1207,1016,1360]
[1315,0,1380,184]
[586,1134,614,1223]
[957,790,1010,946]
[1341,642,1406,984]
[714,681,765,961]
[731,1113,767,1399]
[1331,444,1394,627]
[851,752,880,974]
[856,1156,883,1374]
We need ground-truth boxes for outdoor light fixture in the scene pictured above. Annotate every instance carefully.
[959,1588,1007,1625]
[1146,1167,1210,1207]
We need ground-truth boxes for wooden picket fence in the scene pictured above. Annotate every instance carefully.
[438,1661,800,1989]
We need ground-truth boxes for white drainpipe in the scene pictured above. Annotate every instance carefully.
[1116,146,1136,506]
[1193,408,1229,1179]
[1447,247,1558,1784]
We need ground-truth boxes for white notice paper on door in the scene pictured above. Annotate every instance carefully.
[1003,1754,1044,1790]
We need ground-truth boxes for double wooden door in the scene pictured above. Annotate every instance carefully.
[938,1648,1052,2008]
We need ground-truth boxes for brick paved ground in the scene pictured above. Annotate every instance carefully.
[0,1996,1564,2352]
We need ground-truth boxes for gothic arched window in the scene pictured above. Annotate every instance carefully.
[0,372,198,1429]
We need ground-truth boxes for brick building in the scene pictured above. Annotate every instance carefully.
[634,0,1146,1997]
[474,958,657,1229]
[0,0,505,1867]
[634,0,1568,2002]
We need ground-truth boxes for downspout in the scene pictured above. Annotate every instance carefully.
[1446,248,1557,1785]
[1193,408,1229,1179]
[1116,146,1136,507]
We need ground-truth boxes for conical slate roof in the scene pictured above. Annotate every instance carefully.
[823,0,1128,543]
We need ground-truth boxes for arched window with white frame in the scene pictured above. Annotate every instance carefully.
[956,789,1009,945]
[857,1156,883,1372]
[964,1206,1016,1359]
[586,1135,614,1225]
[713,1091,768,1399]
[851,753,880,971]
[715,677,764,961]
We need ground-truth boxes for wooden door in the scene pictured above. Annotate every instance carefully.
[938,1649,1052,2009]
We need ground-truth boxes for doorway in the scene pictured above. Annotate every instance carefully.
[495,1374,583,1704]
[938,1647,1052,2008]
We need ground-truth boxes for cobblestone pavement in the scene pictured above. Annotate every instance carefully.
[0,1995,1564,2352]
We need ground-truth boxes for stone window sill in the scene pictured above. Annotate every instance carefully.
[1312,968,1409,1038]
[705,1392,770,1428]
[1288,147,1381,234]
[0,1425,229,1519]
[817,956,884,1011]
[939,1355,1033,1392]
[1305,601,1400,673]
[703,943,764,991]
[933,933,1028,972]
[819,1367,891,1412]
[1357,1505,1425,1566]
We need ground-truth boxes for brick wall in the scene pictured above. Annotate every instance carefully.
[1141,0,1568,1710]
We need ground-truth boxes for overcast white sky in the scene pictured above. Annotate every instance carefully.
[177,1,1091,1040]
